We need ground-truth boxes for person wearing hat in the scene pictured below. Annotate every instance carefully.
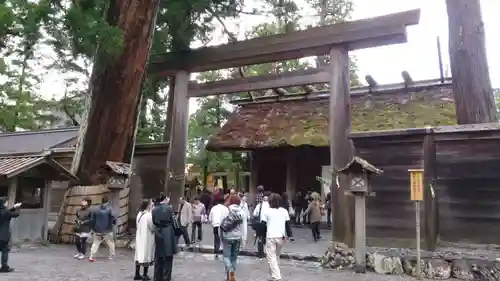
[0,197,22,273]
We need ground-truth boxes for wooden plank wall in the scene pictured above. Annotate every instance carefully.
[354,137,424,240]
[354,132,500,245]
[436,138,500,244]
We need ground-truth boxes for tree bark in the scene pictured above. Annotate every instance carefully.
[51,0,160,241]
[446,0,496,124]
[75,0,160,184]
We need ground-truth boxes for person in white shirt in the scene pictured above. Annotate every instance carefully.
[240,195,250,248]
[252,195,270,258]
[261,193,294,281]
[209,198,229,256]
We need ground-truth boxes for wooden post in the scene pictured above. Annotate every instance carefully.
[415,200,422,280]
[232,153,241,192]
[329,47,355,246]
[164,70,190,210]
[423,134,438,250]
[285,150,297,201]
[234,164,241,192]
[42,180,52,241]
[409,169,424,280]
[249,152,259,208]
[7,177,17,208]
[354,192,367,273]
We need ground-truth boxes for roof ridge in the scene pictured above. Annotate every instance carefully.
[0,127,79,137]
[0,153,47,159]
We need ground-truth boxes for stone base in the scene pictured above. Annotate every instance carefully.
[354,264,366,273]
[321,244,500,280]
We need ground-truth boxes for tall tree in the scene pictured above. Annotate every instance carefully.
[446,0,496,124]
[68,0,160,185]
[187,71,234,176]
[306,0,359,86]
[51,0,161,241]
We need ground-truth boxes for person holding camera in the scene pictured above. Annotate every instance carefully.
[0,197,22,273]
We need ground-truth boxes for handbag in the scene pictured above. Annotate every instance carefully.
[172,214,183,237]
[251,203,263,231]
[72,221,81,233]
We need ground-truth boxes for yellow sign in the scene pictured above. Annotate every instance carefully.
[206,174,213,188]
[408,169,424,201]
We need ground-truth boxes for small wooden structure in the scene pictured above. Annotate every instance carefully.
[0,153,77,243]
[149,9,421,244]
[101,161,131,235]
[0,128,171,236]
[103,161,132,188]
[340,157,382,195]
[56,161,133,243]
[338,157,382,273]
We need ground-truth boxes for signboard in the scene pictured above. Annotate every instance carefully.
[408,169,424,201]
[206,174,213,188]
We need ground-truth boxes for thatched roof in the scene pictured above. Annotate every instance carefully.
[206,82,456,151]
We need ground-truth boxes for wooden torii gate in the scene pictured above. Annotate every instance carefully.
[148,9,421,246]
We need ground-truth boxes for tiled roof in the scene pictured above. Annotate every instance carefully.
[0,127,78,155]
[0,154,78,181]
[105,161,132,175]
[206,84,457,150]
[0,155,45,178]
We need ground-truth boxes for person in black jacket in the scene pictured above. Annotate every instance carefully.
[152,194,178,281]
[0,197,22,273]
[73,197,92,260]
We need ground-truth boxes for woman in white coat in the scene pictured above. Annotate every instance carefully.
[134,199,155,280]
[240,194,250,248]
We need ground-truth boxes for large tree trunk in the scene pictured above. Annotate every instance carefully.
[51,0,160,242]
[446,0,496,124]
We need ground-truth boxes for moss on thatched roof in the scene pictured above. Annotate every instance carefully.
[206,84,456,150]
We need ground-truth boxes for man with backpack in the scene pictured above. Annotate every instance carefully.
[220,195,244,281]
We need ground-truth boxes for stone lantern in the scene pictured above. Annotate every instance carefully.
[338,156,382,273]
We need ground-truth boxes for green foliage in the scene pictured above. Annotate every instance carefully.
[187,71,235,173]
[186,0,362,174]
[136,77,168,143]
[0,0,242,137]
[0,57,62,131]
[305,0,359,86]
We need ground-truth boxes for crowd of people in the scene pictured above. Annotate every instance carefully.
[129,189,294,281]
[0,185,329,281]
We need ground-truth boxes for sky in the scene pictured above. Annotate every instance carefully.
[38,0,500,115]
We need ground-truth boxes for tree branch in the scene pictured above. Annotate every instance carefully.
[62,84,80,126]
[207,7,254,101]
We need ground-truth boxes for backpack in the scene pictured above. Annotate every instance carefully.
[220,210,243,233]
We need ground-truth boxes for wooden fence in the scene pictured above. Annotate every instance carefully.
[350,123,500,249]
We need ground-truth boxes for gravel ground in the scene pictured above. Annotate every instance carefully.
[2,245,435,281]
